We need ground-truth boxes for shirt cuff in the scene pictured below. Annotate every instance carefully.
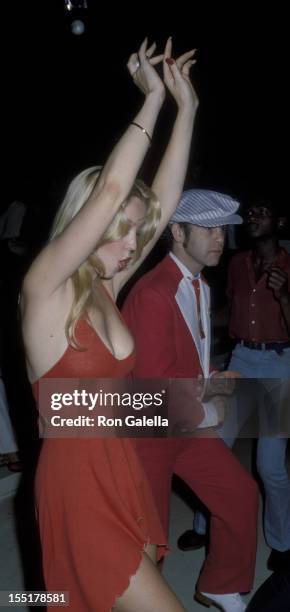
[198,401,219,428]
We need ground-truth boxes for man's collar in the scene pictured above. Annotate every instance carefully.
[169,252,200,280]
[247,246,288,266]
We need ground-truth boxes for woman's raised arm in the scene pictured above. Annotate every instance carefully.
[23,39,165,299]
[116,37,199,290]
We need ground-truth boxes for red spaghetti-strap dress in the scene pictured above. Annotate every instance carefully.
[33,319,168,612]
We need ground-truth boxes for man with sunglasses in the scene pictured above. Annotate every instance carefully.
[190,199,290,573]
[228,200,290,571]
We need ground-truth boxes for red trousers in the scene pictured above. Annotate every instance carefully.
[137,437,258,594]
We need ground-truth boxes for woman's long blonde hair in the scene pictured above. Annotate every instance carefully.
[50,166,160,348]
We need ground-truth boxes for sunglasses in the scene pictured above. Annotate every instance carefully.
[243,207,273,220]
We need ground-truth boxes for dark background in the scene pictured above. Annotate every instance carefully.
[2,2,287,229]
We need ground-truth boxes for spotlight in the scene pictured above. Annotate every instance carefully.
[64,0,88,36]
[64,1,88,11]
[71,19,85,35]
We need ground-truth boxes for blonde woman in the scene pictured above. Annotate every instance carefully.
[21,37,198,611]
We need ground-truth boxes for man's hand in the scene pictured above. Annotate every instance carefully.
[197,370,241,402]
[211,395,229,426]
[267,266,290,302]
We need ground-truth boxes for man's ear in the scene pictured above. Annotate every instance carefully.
[170,223,186,243]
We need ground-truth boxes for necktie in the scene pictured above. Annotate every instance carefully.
[192,279,205,339]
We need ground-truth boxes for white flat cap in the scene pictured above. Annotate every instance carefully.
[170,189,243,227]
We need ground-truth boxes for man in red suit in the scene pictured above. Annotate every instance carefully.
[122,189,258,612]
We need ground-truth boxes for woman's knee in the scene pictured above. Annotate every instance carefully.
[143,543,157,565]
[114,550,184,612]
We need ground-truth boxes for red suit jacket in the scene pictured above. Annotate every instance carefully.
[122,254,213,429]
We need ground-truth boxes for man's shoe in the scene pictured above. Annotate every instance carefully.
[267,548,290,572]
[195,590,246,611]
[177,529,206,551]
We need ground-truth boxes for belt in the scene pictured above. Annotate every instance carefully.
[238,339,290,355]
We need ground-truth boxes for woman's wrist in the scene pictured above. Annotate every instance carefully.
[133,91,164,141]
[176,99,199,117]
[172,105,197,132]
[145,89,166,108]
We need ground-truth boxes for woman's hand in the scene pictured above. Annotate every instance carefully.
[163,37,198,112]
[127,38,165,101]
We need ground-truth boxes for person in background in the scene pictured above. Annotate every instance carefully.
[227,199,290,572]
[186,198,290,574]
[0,376,22,471]
[246,561,290,611]
[0,201,25,472]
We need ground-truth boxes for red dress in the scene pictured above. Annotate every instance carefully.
[33,319,167,611]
